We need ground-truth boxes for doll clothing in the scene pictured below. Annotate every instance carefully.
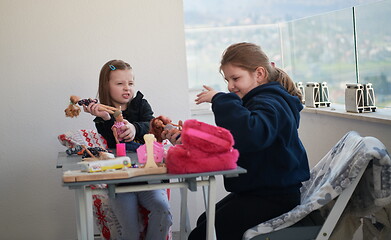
[112,121,126,141]
[94,91,154,148]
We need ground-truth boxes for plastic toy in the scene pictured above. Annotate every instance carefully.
[79,156,131,172]
[65,95,118,118]
[149,115,182,142]
[143,134,159,168]
[81,147,114,159]
[136,141,164,164]
[66,145,83,156]
[112,109,126,144]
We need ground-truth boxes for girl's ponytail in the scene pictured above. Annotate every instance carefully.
[273,67,303,102]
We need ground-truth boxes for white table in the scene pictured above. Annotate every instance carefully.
[58,152,246,240]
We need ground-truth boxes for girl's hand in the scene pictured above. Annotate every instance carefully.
[83,102,111,121]
[195,85,218,104]
[162,128,182,145]
[119,120,136,142]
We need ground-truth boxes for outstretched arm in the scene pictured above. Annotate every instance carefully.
[83,102,111,121]
[195,85,218,104]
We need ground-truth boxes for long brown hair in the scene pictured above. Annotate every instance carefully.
[220,42,302,101]
[98,60,132,106]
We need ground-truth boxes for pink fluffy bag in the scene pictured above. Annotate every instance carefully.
[166,119,239,174]
[180,119,236,153]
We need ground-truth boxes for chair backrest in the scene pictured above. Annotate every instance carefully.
[243,131,391,240]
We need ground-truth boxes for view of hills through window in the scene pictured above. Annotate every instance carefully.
[184,0,391,108]
[184,0,377,27]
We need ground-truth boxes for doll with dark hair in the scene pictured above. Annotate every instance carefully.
[65,95,117,118]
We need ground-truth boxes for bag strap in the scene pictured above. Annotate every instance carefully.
[186,128,231,148]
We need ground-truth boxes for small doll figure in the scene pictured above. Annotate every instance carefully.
[112,109,126,144]
[150,115,182,143]
[81,146,114,160]
[65,95,118,118]
[112,108,143,152]
[64,102,81,118]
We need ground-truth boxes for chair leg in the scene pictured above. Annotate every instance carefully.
[315,164,368,240]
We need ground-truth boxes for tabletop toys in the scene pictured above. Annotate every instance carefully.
[65,95,118,118]
[149,115,182,143]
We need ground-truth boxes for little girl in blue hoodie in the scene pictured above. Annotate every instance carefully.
[191,42,310,240]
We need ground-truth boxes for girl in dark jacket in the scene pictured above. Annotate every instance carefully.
[191,42,310,240]
[84,59,172,240]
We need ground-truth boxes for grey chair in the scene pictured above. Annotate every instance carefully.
[243,131,391,240]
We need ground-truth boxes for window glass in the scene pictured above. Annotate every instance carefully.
[185,25,280,92]
[184,0,390,108]
[355,0,391,107]
[280,8,356,105]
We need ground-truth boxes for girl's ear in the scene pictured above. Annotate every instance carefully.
[255,66,267,84]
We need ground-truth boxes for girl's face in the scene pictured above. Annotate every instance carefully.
[221,63,267,99]
[109,69,135,110]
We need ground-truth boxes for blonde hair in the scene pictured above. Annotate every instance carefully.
[220,42,302,101]
[98,60,133,106]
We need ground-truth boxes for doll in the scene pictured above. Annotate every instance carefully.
[65,95,118,118]
[112,109,126,144]
[111,108,143,152]
[81,146,115,160]
[149,115,182,143]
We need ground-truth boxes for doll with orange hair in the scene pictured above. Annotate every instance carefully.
[149,116,182,143]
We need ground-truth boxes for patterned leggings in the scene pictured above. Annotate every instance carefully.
[110,189,172,240]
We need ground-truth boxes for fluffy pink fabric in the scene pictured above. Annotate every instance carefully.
[181,119,235,153]
[166,119,239,174]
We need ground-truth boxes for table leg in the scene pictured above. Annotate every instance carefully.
[180,183,190,240]
[205,176,216,240]
[74,186,94,240]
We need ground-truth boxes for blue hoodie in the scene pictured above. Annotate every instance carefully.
[212,82,310,196]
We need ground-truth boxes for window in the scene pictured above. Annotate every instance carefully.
[184,0,391,110]
[355,0,391,107]
[279,8,356,105]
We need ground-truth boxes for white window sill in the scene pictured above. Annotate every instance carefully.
[302,104,391,125]
[190,108,213,116]
[190,104,391,126]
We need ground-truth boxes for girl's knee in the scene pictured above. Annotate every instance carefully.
[164,211,173,226]
[154,208,172,220]
[150,198,171,212]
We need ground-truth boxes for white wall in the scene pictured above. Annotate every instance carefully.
[0,1,190,239]
[299,112,391,168]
